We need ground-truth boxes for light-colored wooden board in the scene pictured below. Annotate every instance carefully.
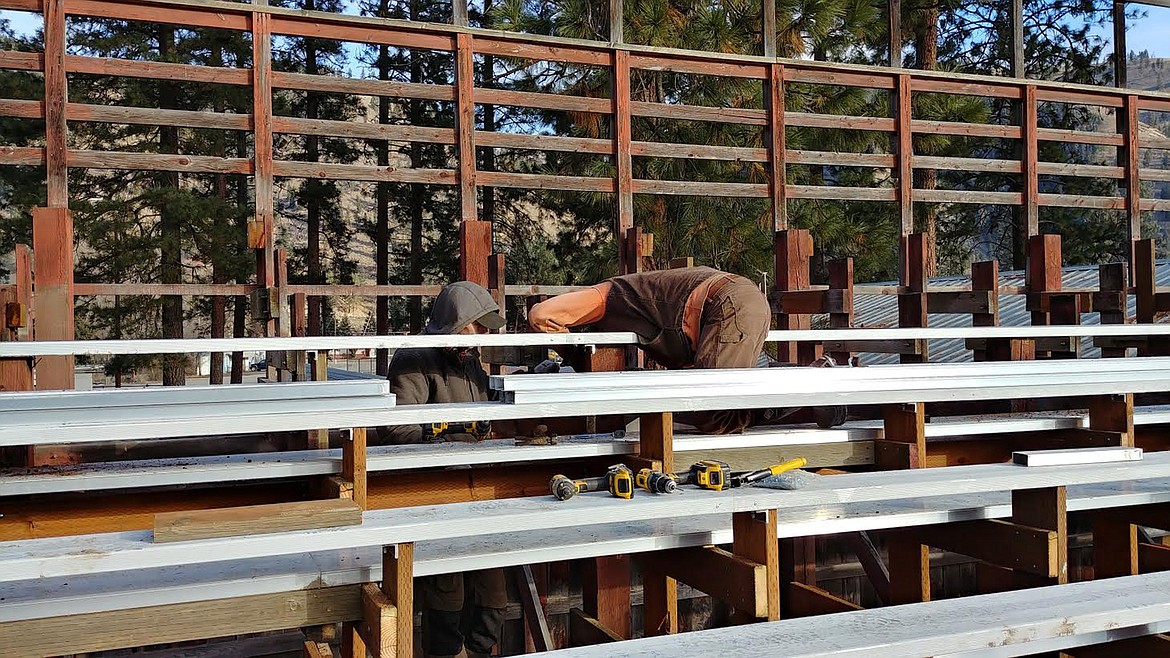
[153,498,362,543]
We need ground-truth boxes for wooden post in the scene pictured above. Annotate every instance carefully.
[762,0,776,56]
[1022,85,1039,239]
[43,0,68,208]
[1089,393,1135,446]
[898,233,928,364]
[1122,94,1141,257]
[1113,0,1128,89]
[609,0,623,43]
[733,510,780,621]
[888,0,901,67]
[774,229,818,364]
[32,207,75,390]
[1094,510,1139,579]
[0,244,33,396]
[1027,234,1061,331]
[779,536,817,617]
[635,410,674,634]
[583,555,632,639]
[488,253,506,323]
[382,543,414,658]
[827,258,854,365]
[970,260,998,362]
[895,74,913,265]
[452,0,468,26]
[1010,0,1025,78]
[1098,262,1128,358]
[343,427,368,509]
[459,220,492,287]
[767,63,786,231]
[887,531,930,604]
[1012,487,1068,586]
[455,33,477,223]
[613,50,634,270]
[877,402,925,470]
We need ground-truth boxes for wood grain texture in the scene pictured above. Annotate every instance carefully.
[31,207,74,390]
[583,555,631,639]
[614,50,633,234]
[783,582,863,618]
[1011,486,1068,584]
[358,582,397,658]
[768,63,786,229]
[153,498,362,543]
[455,33,477,222]
[43,0,67,207]
[251,11,275,258]
[733,510,779,621]
[569,608,622,646]
[343,426,368,508]
[382,543,413,658]
[0,586,361,657]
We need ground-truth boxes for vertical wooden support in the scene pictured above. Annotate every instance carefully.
[452,0,468,26]
[459,220,492,287]
[1048,293,1081,359]
[32,207,75,390]
[970,260,999,362]
[622,226,643,276]
[898,233,928,364]
[774,229,818,364]
[1098,262,1128,358]
[827,258,853,365]
[1,244,34,395]
[583,555,632,639]
[1135,238,1156,326]
[1028,234,1062,329]
[250,12,274,280]
[1122,94,1141,253]
[1022,85,1039,238]
[1012,487,1068,585]
[888,0,901,67]
[342,621,368,658]
[43,0,68,208]
[762,0,776,57]
[613,50,634,270]
[343,427,368,509]
[609,0,623,43]
[638,411,674,472]
[455,33,477,223]
[1089,393,1135,446]
[1010,0,1025,78]
[488,253,506,322]
[895,74,913,275]
[1094,510,1139,579]
[733,510,780,621]
[887,532,930,604]
[779,536,816,618]
[383,543,414,658]
[876,402,925,470]
[1113,0,1128,89]
[767,64,786,231]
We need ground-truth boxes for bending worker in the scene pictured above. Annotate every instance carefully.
[382,281,507,658]
[528,266,770,434]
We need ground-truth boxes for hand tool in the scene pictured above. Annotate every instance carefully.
[732,457,808,487]
[549,463,635,501]
[636,468,678,494]
[679,460,732,492]
[428,420,491,440]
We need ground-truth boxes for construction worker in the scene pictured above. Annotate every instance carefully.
[528,266,848,433]
[381,281,508,658]
[528,266,770,434]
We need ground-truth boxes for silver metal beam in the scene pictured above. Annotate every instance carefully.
[4,323,1170,357]
[6,455,1170,582]
[0,380,388,412]
[3,479,1168,624]
[535,573,1170,657]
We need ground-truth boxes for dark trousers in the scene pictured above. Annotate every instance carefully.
[421,569,507,657]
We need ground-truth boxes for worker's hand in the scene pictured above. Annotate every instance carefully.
[530,359,560,374]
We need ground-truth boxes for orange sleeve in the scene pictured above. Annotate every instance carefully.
[528,283,611,333]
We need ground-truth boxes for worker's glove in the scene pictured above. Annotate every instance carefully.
[530,359,561,374]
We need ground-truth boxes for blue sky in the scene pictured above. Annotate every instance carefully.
[1,5,1168,61]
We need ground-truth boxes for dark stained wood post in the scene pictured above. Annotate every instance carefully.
[768,64,786,231]
[895,74,912,284]
[455,32,477,223]
[613,50,634,272]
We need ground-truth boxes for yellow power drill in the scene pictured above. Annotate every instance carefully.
[550,464,634,501]
[427,421,491,440]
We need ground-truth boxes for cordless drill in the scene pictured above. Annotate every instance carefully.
[550,464,635,501]
[427,421,491,440]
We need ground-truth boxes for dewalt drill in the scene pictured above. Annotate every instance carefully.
[550,464,634,501]
[427,421,491,440]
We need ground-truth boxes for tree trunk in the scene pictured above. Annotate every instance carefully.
[408,0,424,334]
[481,0,496,226]
[158,26,185,387]
[210,41,227,385]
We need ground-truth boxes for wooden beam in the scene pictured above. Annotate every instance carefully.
[358,582,397,658]
[845,531,891,604]
[1011,486,1068,584]
[381,544,413,658]
[343,426,369,509]
[458,220,492,288]
[1010,0,1024,77]
[886,532,930,604]
[821,339,925,355]
[1066,634,1170,658]
[0,586,361,656]
[638,556,677,636]
[1022,85,1039,236]
[971,261,999,362]
[1089,393,1134,444]
[898,234,928,363]
[733,510,780,621]
[613,50,634,245]
[877,402,925,470]
[608,0,623,43]
[783,582,863,618]
[31,207,75,390]
[250,11,274,258]
[1093,510,1138,578]
[43,0,67,208]
[768,63,786,230]
[909,519,1058,577]
[643,546,768,618]
[583,555,631,639]
[304,640,334,658]
[827,258,854,364]
[1113,0,1128,89]
[895,75,913,239]
[888,0,901,67]
[927,290,993,314]
[152,499,362,543]
[455,33,477,222]
[637,411,673,473]
[569,608,622,646]
[1140,541,1170,573]
[1123,94,1141,247]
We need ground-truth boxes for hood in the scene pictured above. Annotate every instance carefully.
[424,281,506,335]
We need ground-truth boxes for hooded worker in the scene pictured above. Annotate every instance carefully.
[382,281,508,658]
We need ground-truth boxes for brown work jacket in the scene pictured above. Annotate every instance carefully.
[381,346,492,444]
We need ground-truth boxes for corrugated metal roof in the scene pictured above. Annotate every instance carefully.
[842,262,1170,364]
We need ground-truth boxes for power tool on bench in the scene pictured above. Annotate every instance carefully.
[549,464,634,501]
[427,420,492,440]
[635,467,679,494]
[678,460,733,492]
